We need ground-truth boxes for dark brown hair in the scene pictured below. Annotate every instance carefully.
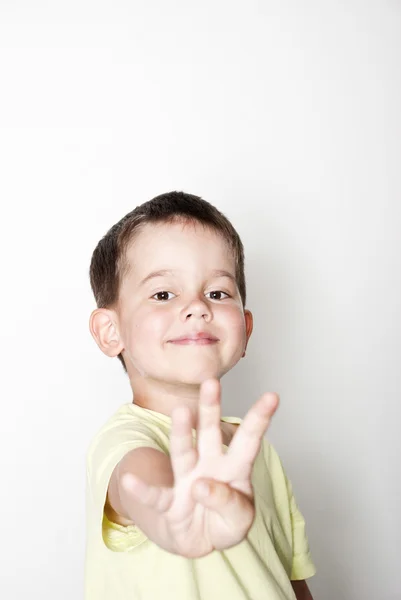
[89,191,246,372]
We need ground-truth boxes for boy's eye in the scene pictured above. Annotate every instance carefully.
[206,290,229,301]
[152,291,176,301]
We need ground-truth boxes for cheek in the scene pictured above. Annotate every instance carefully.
[220,306,246,339]
[127,306,171,343]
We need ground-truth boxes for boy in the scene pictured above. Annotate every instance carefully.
[86,191,316,599]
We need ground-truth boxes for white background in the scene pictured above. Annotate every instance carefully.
[0,1,400,599]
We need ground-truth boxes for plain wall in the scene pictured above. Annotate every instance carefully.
[0,1,400,599]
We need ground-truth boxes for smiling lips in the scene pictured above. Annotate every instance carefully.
[168,332,219,345]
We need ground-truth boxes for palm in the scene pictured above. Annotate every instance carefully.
[165,439,255,556]
[130,379,278,557]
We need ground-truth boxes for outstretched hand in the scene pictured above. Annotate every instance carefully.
[122,379,279,557]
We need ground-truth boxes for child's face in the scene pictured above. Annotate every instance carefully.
[115,220,252,386]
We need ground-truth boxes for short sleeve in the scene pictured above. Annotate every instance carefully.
[285,475,317,581]
[86,413,166,549]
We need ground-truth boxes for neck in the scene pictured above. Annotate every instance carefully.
[130,376,211,429]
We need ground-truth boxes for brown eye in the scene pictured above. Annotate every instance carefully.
[206,291,229,301]
[152,291,175,301]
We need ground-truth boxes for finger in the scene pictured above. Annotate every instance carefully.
[120,472,174,514]
[226,393,279,468]
[197,379,223,458]
[170,405,198,480]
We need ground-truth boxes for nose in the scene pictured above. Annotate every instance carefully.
[180,295,212,322]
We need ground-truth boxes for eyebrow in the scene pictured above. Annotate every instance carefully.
[139,270,174,286]
[210,269,236,282]
[139,269,236,286]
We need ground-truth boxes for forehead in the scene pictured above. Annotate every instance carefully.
[124,221,235,280]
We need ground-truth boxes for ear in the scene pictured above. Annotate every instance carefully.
[242,309,253,358]
[89,308,124,358]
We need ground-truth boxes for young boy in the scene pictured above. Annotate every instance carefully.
[86,191,316,600]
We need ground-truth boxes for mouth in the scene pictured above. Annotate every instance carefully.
[168,332,220,345]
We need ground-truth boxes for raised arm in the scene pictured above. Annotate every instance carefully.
[106,378,279,558]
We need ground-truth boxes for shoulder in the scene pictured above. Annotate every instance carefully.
[89,403,167,445]
[86,403,168,479]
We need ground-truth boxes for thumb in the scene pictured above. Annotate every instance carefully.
[120,472,173,514]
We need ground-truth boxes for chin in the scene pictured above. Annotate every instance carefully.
[170,365,224,386]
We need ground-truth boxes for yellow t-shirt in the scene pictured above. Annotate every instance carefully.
[85,402,316,600]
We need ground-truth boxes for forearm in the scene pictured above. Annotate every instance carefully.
[291,580,314,600]
[109,447,178,553]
